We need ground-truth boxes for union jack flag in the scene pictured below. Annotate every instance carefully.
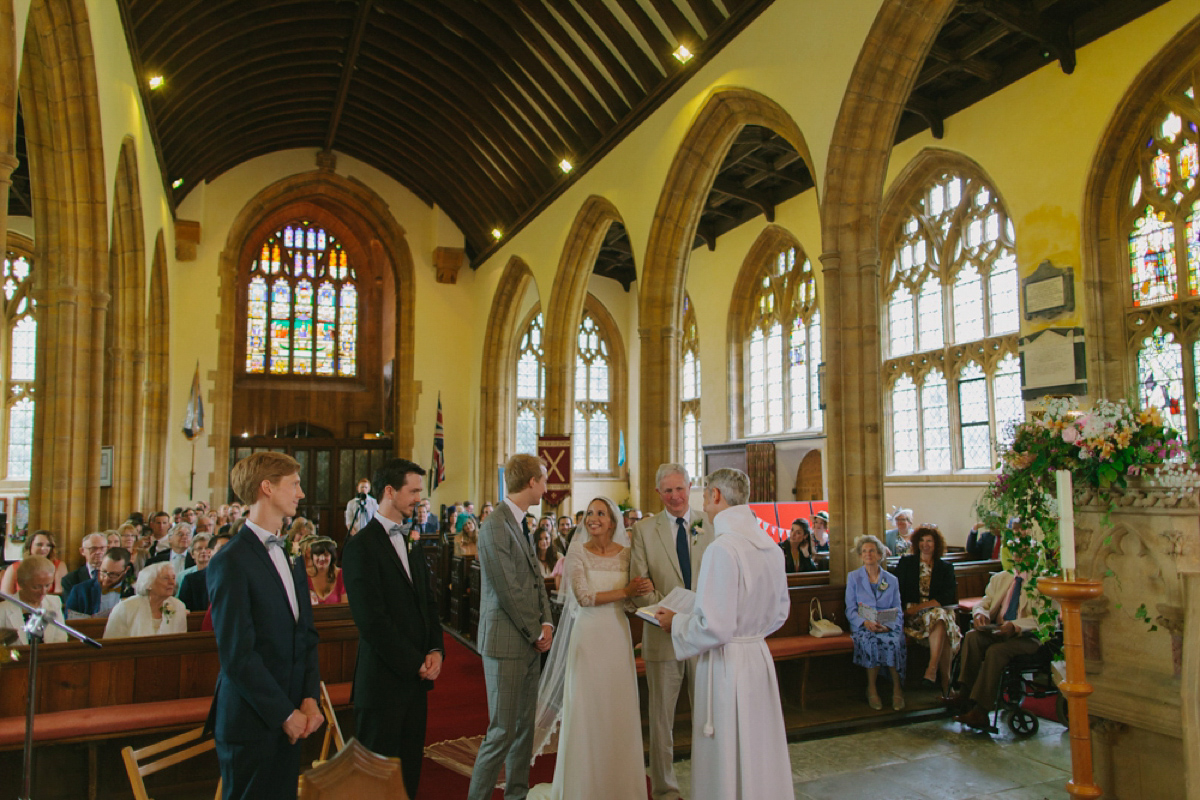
[430,393,445,491]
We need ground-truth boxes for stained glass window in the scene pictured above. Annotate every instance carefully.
[515,312,545,455]
[680,294,702,481]
[244,222,357,377]
[883,167,1021,472]
[574,312,615,472]
[744,246,821,435]
[2,247,36,481]
[1123,82,1200,438]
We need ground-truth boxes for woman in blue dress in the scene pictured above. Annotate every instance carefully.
[845,534,906,710]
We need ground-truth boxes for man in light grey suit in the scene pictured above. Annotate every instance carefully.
[630,463,715,800]
[467,453,554,800]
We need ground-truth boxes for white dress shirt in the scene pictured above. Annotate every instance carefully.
[374,510,412,579]
[504,496,531,550]
[243,518,299,620]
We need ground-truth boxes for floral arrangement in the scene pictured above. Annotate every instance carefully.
[987,396,1197,639]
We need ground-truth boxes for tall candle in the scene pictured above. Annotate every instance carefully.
[1056,469,1076,573]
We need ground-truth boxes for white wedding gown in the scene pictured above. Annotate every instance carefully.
[530,546,646,800]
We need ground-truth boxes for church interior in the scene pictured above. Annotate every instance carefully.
[1,0,1199,797]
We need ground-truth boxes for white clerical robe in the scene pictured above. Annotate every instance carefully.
[670,503,792,800]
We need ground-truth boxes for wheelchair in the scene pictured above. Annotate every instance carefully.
[989,631,1066,736]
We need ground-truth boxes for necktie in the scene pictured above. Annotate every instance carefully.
[675,517,691,590]
[1003,575,1024,621]
[522,516,533,551]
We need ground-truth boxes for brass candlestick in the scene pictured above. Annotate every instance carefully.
[1039,576,1104,800]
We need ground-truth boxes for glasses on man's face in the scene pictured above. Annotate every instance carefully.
[100,570,126,581]
[85,546,106,554]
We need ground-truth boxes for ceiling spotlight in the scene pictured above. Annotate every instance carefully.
[491,228,503,241]
[673,45,693,64]
[171,178,184,189]
[148,75,164,90]
[559,158,573,174]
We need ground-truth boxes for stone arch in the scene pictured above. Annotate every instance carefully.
[637,86,816,506]
[141,229,169,513]
[0,0,17,246]
[20,0,110,551]
[725,224,805,439]
[102,136,146,525]
[478,255,536,503]
[213,170,416,504]
[817,0,956,582]
[1082,15,1200,404]
[543,195,628,438]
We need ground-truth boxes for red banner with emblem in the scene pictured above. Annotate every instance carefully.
[538,434,572,509]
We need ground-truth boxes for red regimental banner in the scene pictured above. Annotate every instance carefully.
[538,434,572,508]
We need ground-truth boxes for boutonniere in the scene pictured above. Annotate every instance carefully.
[689,519,703,541]
[878,577,890,591]
[161,602,176,623]
[407,529,421,552]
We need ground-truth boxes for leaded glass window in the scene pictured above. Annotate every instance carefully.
[744,247,822,436]
[680,294,702,481]
[574,312,613,472]
[515,311,545,455]
[1123,81,1200,439]
[2,247,35,481]
[244,222,357,377]
[883,167,1021,472]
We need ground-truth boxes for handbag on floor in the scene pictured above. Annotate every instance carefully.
[809,597,843,638]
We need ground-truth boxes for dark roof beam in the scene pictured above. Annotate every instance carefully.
[710,176,775,222]
[904,96,945,139]
[323,0,375,153]
[683,0,725,36]
[157,72,340,143]
[695,218,718,252]
[532,0,646,105]
[574,0,664,92]
[613,0,679,73]
[963,0,1076,74]
[646,0,703,49]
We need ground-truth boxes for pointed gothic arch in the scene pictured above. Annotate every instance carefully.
[20,0,110,551]
[213,170,416,504]
[478,255,537,503]
[141,229,169,513]
[637,87,816,506]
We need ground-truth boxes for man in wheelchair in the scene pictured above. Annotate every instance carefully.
[950,566,1041,731]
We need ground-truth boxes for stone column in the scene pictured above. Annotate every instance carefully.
[1182,570,1200,800]
[637,322,681,507]
[0,152,16,251]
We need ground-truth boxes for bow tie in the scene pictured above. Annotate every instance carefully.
[389,524,410,538]
[265,535,287,551]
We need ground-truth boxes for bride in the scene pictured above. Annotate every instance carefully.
[529,497,653,799]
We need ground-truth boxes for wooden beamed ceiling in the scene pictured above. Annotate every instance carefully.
[6,0,1169,271]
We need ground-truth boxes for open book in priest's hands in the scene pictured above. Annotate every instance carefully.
[635,587,696,627]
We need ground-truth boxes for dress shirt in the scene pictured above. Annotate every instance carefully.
[503,496,532,550]
[169,549,188,576]
[243,518,299,620]
[98,588,122,615]
[373,510,412,579]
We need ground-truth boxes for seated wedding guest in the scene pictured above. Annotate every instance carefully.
[415,503,438,535]
[456,501,476,532]
[103,562,188,638]
[148,522,195,576]
[116,523,145,572]
[0,557,67,644]
[65,547,134,616]
[813,510,831,552]
[951,557,1040,731]
[307,538,348,605]
[846,534,906,710]
[285,516,315,559]
[173,534,213,601]
[884,508,914,556]
[106,530,120,549]
[574,510,584,526]
[535,516,554,550]
[966,522,1000,561]
[60,532,109,598]
[147,510,172,557]
[194,513,215,536]
[479,502,494,523]
[0,530,67,596]
[534,527,559,579]
[622,508,642,529]
[178,533,229,612]
[554,515,573,555]
[455,516,479,558]
[782,518,818,573]
[897,525,960,696]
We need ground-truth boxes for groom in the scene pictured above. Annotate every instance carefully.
[467,453,554,800]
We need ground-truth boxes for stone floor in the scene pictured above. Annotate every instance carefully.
[672,716,1072,799]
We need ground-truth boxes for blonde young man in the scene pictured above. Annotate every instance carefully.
[629,463,714,800]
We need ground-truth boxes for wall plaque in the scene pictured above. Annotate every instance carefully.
[1022,259,1075,320]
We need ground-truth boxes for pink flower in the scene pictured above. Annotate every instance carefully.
[1127,465,1142,477]
[1062,427,1079,444]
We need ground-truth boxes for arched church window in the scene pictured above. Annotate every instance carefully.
[1123,83,1200,437]
[2,245,35,480]
[883,168,1020,472]
[680,294,702,481]
[745,246,821,436]
[574,312,612,472]
[515,311,546,455]
[244,222,357,378]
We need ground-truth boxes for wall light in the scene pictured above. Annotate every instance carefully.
[673,45,693,64]
[491,228,503,241]
[241,431,250,438]
[148,75,164,90]
[171,178,184,189]
[559,158,573,174]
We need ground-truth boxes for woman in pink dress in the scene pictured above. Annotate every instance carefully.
[307,537,348,605]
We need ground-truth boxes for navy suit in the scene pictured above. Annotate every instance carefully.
[64,578,133,615]
[59,564,93,599]
[342,517,443,799]
[177,569,211,612]
[205,528,320,800]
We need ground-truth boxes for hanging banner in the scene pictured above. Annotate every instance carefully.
[538,434,572,509]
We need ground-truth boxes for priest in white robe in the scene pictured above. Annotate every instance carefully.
[656,467,793,800]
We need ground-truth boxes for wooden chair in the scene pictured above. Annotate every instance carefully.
[298,737,408,800]
[121,726,221,800]
[315,680,345,765]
